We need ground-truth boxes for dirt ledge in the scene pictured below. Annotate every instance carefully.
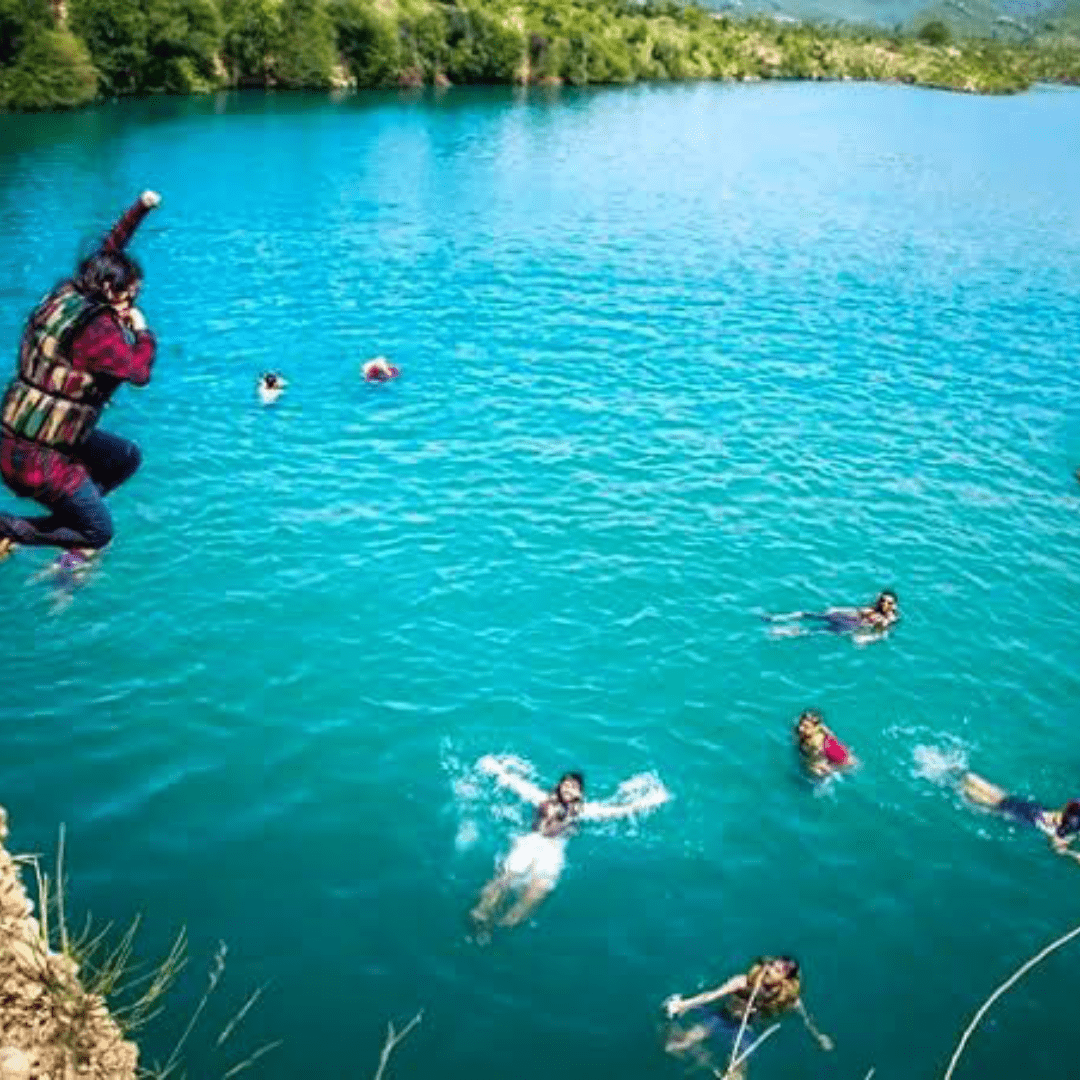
[0,807,137,1080]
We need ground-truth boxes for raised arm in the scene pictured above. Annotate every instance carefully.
[100,191,160,255]
[664,975,747,1018]
[476,756,548,805]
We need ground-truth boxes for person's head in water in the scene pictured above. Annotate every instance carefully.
[1058,800,1080,838]
[261,372,281,389]
[796,709,824,736]
[75,250,143,310]
[758,956,799,983]
[874,591,898,617]
[555,772,584,805]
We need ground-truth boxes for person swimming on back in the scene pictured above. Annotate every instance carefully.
[362,357,400,382]
[794,710,856,779]
[958,771,1080,864]
[766,590,898,640]
[257,371,287,405]
[468,758,669,938]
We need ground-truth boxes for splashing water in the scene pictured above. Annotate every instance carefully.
[912,743,969,786]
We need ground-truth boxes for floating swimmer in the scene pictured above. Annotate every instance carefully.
[764,590,898,641]
[257,371,287,405]
[663,956,833,1079]
[794,709,856,779]
[31,546,102,613]
[468,758,669,938]
[362,356,400,382]
[957,771,1080,864]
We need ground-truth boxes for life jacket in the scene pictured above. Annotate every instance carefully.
[1,284,110,453]
[728,961,801,1020]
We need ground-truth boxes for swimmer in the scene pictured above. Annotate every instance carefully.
[765,590,898,641]
[664,956,832,1079]
[794,710,857,779]
[958,772,1080,864]
[362,356,400,382]
[257,371,287,405]
[469,758,669,937]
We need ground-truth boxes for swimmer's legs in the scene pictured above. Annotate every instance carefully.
[498,878,553,927]
[665,1021,734,1077]
[960,772,1007,808]
[470,872,513,926]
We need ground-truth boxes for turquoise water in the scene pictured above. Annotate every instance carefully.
[1,81,1080,1080]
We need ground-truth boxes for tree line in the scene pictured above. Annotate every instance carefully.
[1,0,1078,110]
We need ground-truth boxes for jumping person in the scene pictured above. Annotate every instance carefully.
[469,757,669,937]
[0,191,161,563]
[794,709,856,779]
[959,771,1080,864]
[663,956,833,1078]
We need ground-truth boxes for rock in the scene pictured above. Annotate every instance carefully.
[0,1046,32,1080]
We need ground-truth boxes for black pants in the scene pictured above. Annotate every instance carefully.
[0,429,141,550]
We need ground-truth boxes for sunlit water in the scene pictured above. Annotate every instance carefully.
[1,81,1079,1080]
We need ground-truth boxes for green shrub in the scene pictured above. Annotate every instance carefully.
[333,0,401,85]
[142,0,223,92]
[68,0,149,95]
[221,0,281,85]
[277,0,338,88]
[0,0,53,65]
[918,19,951,46]
[2,28,98,109]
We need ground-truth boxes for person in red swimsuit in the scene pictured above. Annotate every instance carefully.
[794,710,856,778]
[362,356,400,382]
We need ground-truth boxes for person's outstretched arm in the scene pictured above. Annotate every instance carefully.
[794,998,834,1050]
[664,975,747,1018]
[580,786,670,821]
[1049,835,1080,862]
[476,756,548,805]
[100,190,160,255]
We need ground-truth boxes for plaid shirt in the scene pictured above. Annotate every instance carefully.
[0,199,157,500]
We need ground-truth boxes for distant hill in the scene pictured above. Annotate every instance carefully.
[700,0,1080,37]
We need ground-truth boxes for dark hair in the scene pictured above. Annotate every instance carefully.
[752,955,800,979]
[74,250,143,304]
[556,771,585,793]
[1058,800,1080,837]
[797,709,823,726]
[262,372,280,388]
[877,590,898,608]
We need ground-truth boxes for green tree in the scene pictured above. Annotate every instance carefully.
[333,0,401,85]
[221,0,282,86]
[445,5,523,82]
[277,0,338,88]
[1,28,98,109]
[918,19,951,45]
[142,0,224,91]
[68,0,149,95]
[0,0,53,66]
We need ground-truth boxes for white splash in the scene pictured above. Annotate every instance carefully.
[912,743,968,785]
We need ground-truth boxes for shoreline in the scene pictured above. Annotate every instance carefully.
[1,0,1079,112]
